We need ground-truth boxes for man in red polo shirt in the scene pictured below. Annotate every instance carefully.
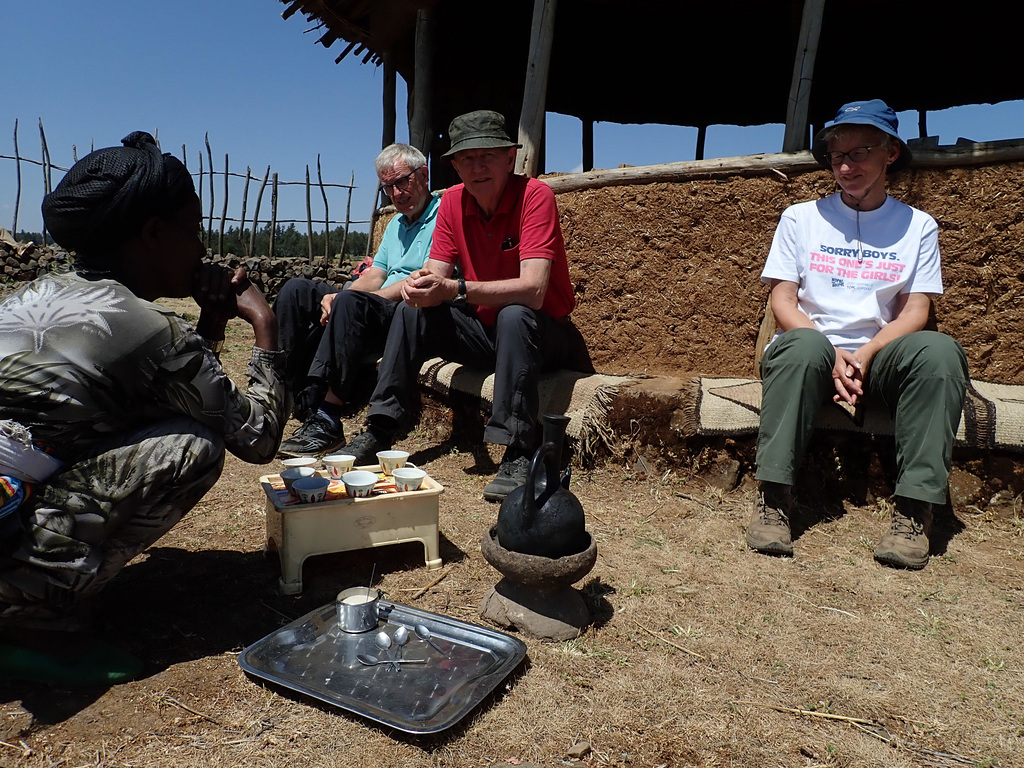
[340,110,587,501]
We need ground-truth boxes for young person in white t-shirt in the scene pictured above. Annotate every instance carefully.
[747,99,969,570]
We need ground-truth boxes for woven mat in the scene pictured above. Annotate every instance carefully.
[679,377,1024,452]
[418,358,636,462]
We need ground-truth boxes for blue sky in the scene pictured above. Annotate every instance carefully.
[5,0,1024,237]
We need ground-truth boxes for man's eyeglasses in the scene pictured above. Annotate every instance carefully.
[381,167,423,195]
[827,146,878,166]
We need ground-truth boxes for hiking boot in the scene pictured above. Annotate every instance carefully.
[745,482,794,556]
[341,427,392,467]
[483,446,531,503]
[874,497,934,570]
[278,411,345,457]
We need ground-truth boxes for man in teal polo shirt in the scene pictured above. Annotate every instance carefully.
[276,143,440,456]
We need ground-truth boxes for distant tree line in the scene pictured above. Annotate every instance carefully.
[211,223,369,262]
[14,224,370,263]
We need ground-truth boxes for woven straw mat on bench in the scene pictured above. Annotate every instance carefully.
[680,377,1024,452]
[417,358,636,463]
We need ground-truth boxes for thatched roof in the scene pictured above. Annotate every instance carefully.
[281,0,1023,139]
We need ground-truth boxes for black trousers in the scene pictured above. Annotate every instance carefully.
[367,302,583,451]
[274,278,398,413]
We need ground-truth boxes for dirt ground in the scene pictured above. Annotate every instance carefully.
[0,309,1021,768]
[1,165,1023,767]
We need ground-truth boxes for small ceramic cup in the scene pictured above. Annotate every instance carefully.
[322,453,357,479]
[376,450,410,475]
[342,470,378,498]
[280,466,317,494]
[292,475,330,503]
[392,466,427,492]
[281,456,317,470]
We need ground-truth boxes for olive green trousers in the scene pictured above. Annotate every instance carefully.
[755,328,968,505]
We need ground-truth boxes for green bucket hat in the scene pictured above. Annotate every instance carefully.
[442,110,522,158]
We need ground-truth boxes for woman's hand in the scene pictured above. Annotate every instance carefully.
[194,265,278,351]
[832,346,877,404]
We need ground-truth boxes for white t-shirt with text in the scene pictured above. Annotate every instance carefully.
[761,193,943,351]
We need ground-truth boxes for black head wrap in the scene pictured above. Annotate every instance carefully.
[41,131,196,261]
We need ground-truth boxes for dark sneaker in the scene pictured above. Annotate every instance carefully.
[483,447,531,503]
[278,411,345,457]
[341,427,392,467]
[874,497,934,570]
[745,482,794,556]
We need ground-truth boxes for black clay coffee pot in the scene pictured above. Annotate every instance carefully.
[495,414,588,559]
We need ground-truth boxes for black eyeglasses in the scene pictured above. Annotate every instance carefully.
[381,167,422,194]
[827,146,878,166]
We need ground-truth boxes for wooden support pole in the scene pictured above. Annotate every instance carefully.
[39,120,52,244]
[317,154,330,263]
[696,125,707,161]
[582,118,594,172]
[197,151,204,244]
[340,170,354,265]
[382,54,397,149]
[516,0,558,177]
[240,167,251,259]
[11,120,21,235]
[782,0,826,152]
[410,7,434,154]
[205,134,215,249]
[365,181,382,260]
[250,166,270,258]
[305,165,314,262]
[270,173,278,260]
[918,109,928,139]
[219,153,228,257]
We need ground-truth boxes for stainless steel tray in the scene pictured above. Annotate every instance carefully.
[238,600,528,734]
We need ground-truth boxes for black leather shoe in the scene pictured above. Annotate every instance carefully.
[278,411,345,457]
[483,446,531,502]
[341,427,392,466]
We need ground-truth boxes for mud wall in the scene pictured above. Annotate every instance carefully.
[557,161,1024,384]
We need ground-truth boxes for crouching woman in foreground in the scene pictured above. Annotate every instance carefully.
[0,132,289,685]
[748,100,968,570]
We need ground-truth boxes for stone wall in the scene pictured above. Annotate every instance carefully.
[0,238,359,300]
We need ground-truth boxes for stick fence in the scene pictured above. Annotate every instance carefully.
[3,119,371,264]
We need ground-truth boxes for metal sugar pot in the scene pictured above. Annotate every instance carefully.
[495,414,588,559]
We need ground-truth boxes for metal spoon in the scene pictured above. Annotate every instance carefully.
[393,625,410,664]
[415,624,449,656]
[356,654,426,667]
[375,630,397,670]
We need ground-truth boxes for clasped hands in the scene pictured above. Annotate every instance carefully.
[832,346,875,405]
[400,270,455,309]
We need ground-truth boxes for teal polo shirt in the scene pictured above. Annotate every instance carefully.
[373,193,441,288]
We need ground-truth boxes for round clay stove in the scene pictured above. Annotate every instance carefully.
[479,525,598,641]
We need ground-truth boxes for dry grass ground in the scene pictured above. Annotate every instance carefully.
[1,306,1022,768]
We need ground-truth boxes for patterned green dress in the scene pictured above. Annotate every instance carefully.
[0,271,290,630]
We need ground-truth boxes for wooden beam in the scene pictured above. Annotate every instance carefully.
[515,0,558,177]
[783,0,826,152]
[409,7,434,155]
[382,53,396,149]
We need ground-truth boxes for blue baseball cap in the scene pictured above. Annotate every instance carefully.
[811,99,911,173]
